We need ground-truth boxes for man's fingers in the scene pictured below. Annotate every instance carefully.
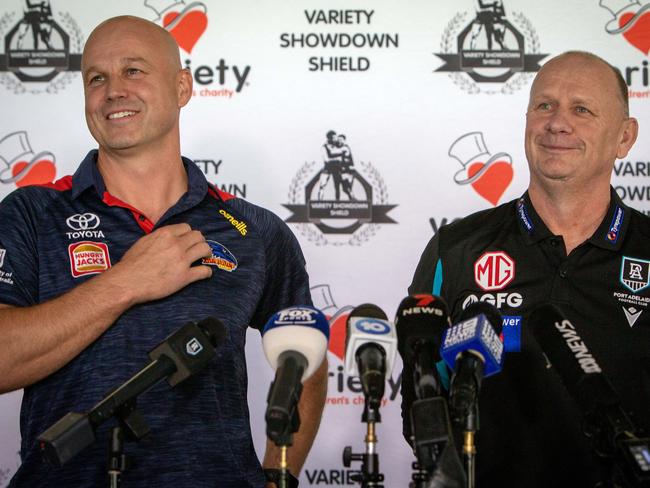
[157,222,190,235]
[187,265,212,283]
[186,240,213,264]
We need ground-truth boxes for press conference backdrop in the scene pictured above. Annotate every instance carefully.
[0,0,648,485]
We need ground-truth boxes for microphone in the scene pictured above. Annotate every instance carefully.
[395,294,450,399]
[342,304,395,485]
[441,302,504,487]
[344,303,397,413]
[529,304,650,486]
[38,317,227,467]
[395,294,454,472]
[262,306,329,444]
[441,301,504,425]
[528,304,625,412]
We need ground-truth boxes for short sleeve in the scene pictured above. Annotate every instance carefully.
[249,213,311,331]
[0,190,40,306]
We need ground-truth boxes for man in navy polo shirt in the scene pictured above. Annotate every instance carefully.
[406,52,649,487]
[0,16,326,488]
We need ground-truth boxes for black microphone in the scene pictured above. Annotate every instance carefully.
[395,294,450,400]
[529,304,617,413]
[530,304,650,487]
[395,294,455,473]
[38,317,227,467]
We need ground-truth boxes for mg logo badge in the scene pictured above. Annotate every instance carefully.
[474,251,515,291]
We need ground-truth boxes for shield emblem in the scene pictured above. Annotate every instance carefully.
[620,256,650,293]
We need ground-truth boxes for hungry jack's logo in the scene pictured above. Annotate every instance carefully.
[0,131,56,188]
[0,0,84,94]
[434,0,547,94]
[69,242,111,278]
[448,132,513,206]
[284,130,397,246]
[145,0,208,54]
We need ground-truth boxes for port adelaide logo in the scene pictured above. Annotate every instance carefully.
[434,0,547,94]
[284,130,397,246]
[0,0,84,94]
[621,256,650,293]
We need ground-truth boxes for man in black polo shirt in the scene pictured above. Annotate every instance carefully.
[407,51,649,487]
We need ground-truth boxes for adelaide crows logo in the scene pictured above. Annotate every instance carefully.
[434,0,547,94]
[284,130,397,246]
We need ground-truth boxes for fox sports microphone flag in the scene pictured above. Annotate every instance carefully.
[262,306,329,381]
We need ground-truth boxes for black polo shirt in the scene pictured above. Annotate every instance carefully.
[407,188,650,487]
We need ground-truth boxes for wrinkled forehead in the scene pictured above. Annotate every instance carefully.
[528,55,619,105]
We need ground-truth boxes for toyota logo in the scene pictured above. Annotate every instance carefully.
[66,213,101,231]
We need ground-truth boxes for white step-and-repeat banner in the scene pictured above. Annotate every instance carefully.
[1,0,649,486]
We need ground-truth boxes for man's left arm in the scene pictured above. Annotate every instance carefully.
[262,356,328,481]
[248,209,328,485]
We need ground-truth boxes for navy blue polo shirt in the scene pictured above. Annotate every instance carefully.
[0,150,311,487]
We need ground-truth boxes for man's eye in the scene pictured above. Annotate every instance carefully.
[88,75,103,84]
[575,106,591,114]
[126,68,141,76]
[538,102,551,110]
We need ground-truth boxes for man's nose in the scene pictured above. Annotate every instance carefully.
[544,108,573,134]
[105,76,128,101]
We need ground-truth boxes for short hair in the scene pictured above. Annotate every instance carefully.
[550,51,629,116]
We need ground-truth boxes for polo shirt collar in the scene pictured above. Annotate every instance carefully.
[587,187,630,251]
[70,149,209,211]
[515,192,552,244]
[515,187,630,251]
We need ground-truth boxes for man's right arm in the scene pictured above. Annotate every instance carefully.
[0,223,212,394]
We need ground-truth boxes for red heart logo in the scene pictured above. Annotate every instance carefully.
[468,160,513,206]
[327,308,353,361]
[12,159,56,187]
[164,10,208,54]
[620,12,650,55]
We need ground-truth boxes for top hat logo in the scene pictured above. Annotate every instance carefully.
[310,284,351,361]
[600,0,650,54]
[145,0,208,54]
[0,131,56,187]
[448,132,513,206]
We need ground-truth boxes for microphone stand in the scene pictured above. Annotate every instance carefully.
[343,396,385,487]
[107,425,127,488]
[409,396,455,487]
[449,353,483,488]
[265,352,305,488]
